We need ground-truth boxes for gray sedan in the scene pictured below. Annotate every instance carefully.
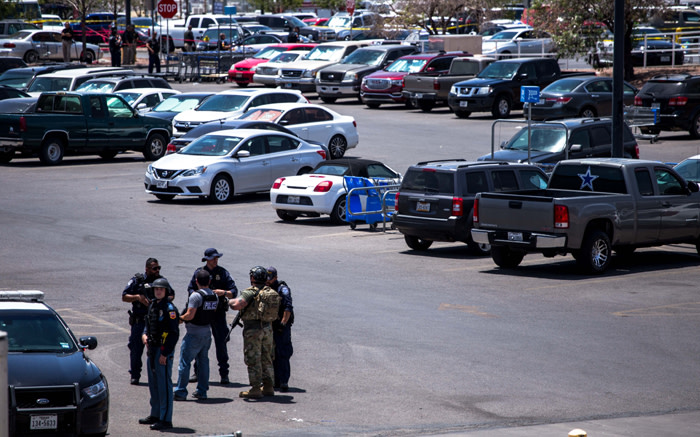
[0,30,101,64]
[527,76,637,120]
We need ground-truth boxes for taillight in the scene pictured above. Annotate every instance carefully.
[3,43,16,48]
[473,198,479,223]
[433,77,440,90]
[19,116,26,132]
[272,177,285,189]
[634,142,639,159]
[546,96,572,104]
[554,205,569,229]
[634,96,642,106]
[166,143,176,154]
[316,150,326,160]
[669,96,688,106]
[394,191,399,212]
[352,120,357,128]
[452,197,463,217]
[314,180,333,192]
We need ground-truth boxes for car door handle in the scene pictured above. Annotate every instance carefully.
[591,94,600,98]
[661,201,672,208]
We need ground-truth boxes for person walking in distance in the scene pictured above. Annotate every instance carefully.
[266,266,294,392]
[61,22,74,62]
[229,266,280,399]
[183,25,195,52]
[139,278,179,431]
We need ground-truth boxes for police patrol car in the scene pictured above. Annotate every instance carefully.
[0,290,109,435]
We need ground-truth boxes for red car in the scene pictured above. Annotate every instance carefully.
[303,17,329,26]
[228,43,317,87]
[360,52,465,108]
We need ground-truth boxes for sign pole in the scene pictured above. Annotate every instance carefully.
[520,86,540,165]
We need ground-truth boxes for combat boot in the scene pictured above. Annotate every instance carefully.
[239,386,263,399]
[262,383,275,396]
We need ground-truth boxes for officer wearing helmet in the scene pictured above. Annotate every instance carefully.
[266,266,294,392]
[139,278,179,431]
[229,266,280,399]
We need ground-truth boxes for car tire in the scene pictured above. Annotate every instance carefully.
[417,100,434,112]
[366,103,380,109]
[236,81,248,87]
[84,50,96,63]
[40,136,64,165]
[209,174,233,203]
[330,196,347,224]
[490,246,524,269]
[405,99,415,109]
[143,133,167,161]
[499,51,511,60]
[491,95,512,118]
[155,194,175,201]
[404,235,432,251]
[24,50,39,64]
[455,110,471,118]
[577,230,611,274]
[320,96,337,104]
[689,112,700,139]
[276,210,298,221]
[579,106,597,118]
[297,167,313,175]
[0,151,13,164]
[328,135,347,159]
[640,126,660,135]
[468,241,491,256]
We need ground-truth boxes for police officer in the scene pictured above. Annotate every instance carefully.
[139,278,179,431]
[174,269,217,401]
[229,266,278,399]
[109,28,122,67]
[122,258,174,385]
[266,266,294,392]
[147,32,161,74]
[187,248,237,385]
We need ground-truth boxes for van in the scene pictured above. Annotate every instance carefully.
[24,67,134,97]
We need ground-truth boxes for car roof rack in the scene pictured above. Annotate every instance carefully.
[0,290,44,302]
[416,158,466,165]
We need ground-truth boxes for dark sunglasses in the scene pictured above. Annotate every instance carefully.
[151,266,161,271]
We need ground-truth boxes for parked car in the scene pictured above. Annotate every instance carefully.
[252,50,311,87]
[233,33,284,55]
[116,88,181,111]
[75,75,171,93]
[144,129,326,203]
[674,154,700,183]
[2,290,109,436]
[0,57,27,73]
[237,102,359,158]
[270,158,401,224]
[0,19,38,38]
[527,76,637,120]
[634,73,700,138]
[172,89,307,137]
[195,26,245,51]
[303,17,330,26]
[482,28,555,59]
[0,84,29,100]
[0,63,86,89]
[227,43,317,86]
[393,160,549,253]
[143,92,214,122]
[0,96,37,113]
[589,27,684,67]
[0,29,102,64]
[29,14,65,32]
[255,14,336,42]
[25,67,134,96]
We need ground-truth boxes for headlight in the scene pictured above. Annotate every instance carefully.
[82,379,107,399]
[475,86,492,95]
[450,85,458,95]
[146,164,153,176]
[343,71,357,82]
[182,166,207,177]
[302,69,317,78]
[361,77,367,86]
[391,79,403,86]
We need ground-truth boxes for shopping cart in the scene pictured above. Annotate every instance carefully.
[624,105,659,143]
[344,176,399,231]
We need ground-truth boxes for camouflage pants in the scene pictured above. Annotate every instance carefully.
[242,323,274,387]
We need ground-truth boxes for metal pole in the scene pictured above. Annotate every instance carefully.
[611,0,624,157]
[527,104,532,164]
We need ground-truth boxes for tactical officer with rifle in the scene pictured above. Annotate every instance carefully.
[229,266,280,399]
[139,278,179,431]
[122,257,174,385]
[267,266,294,392]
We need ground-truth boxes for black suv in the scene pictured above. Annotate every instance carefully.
[634,74,700,138]
[393,160,549,254]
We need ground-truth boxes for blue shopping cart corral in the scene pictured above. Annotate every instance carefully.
[344,176,398,231]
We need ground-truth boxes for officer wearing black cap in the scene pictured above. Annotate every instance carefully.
[266,266,294,392]
[187,248,237,385]
[122,257,174,385]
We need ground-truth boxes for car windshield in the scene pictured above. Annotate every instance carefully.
[202,28,239,40]
[27,76,71,92]
[386,58,426,72]
[253,46,286,59]
[312,163,351,175]
[675,159,700,182]
[116,92,140,104]
[269,52,301,63]
[341,49,384,65]
[240,108,283,121]
[327,16,351,28]
[180,135,242,156]
[76,81,115,92]
[1,311,77,353]
[152,95,208,112]
[305,45,344,61]
[197,94,249,112]
[543,78,586,93]
[477,62,520,79]
[0,71,32,88]
[505,127,567,153]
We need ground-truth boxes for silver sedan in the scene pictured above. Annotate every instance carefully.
[0,30,101,64]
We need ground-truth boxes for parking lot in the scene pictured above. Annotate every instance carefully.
[3,78,700,436]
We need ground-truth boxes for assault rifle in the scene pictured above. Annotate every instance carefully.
[224,309,244,343]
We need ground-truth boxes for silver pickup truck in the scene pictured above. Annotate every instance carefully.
[471,158,700,273]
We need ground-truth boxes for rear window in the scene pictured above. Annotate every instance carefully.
[641,81,686,95]
[549,164,627,193]
[401,169,455,194]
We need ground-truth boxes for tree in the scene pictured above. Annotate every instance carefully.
[528,0,666,80]
[62,0,108,61]
[394,0,511,35]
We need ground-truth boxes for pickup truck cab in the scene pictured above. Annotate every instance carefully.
[157,15,240,50]
[0,91,172,164]
[471,158,700,273]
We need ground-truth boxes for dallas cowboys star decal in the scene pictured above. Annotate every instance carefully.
[578,166,599,190]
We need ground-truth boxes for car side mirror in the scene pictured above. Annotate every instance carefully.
[235,149,251,158]
[79,336,98,350]
[499,140,507,149]
[136,102,147,110]
[688,180,699,193]
[570,144,582,152]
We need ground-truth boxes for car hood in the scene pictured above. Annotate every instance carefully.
[152,152,225,169]
[478,149,558,163]
[283,60,338,71]
[365,70,409,79]
[142,111,177,121]
[8,351,102,388]
[174,110,239,123]
[323,63,376,74]
[455,77,508,87]
[234,58,267,69]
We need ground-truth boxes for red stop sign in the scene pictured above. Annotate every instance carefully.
[346,0,355,15]
[158,0,177,19]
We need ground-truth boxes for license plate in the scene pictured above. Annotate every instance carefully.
[459,101,468,107]
[236,73,243,78]
[660,55,670,62]
[287,195,300,204]
[156,180,168,189]
[508,232,523,242]
[652,102,660,109]
[416,201,430,212]
[415,93,423,99]
[31,414,57,430]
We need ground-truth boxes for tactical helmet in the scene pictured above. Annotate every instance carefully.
[152,278,170,289]
[249,266,267,284]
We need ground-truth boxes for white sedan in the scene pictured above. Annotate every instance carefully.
[237,102,359,159]
[482,28,555,59]
[116,88,181,111]
[0,29,101,64]
[144,129,326,203]
[270,158,401,224]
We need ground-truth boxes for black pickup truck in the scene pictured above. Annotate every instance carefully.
[447,58,589,118]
